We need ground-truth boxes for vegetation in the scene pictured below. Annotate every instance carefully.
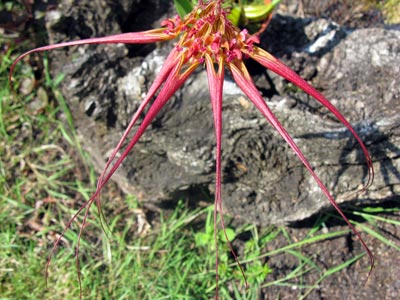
[1,48,399,299]
[1,1,399,299]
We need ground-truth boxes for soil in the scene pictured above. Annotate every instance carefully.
[2,1,399,300]
[259,205,400,299]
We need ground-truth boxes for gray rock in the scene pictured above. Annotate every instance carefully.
[46,1,400,225]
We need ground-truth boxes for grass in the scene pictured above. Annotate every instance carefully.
[1,41,400,300]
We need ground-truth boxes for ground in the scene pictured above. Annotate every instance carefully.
[1,1,399,299]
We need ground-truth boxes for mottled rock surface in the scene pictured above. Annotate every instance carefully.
[45,0,400,225]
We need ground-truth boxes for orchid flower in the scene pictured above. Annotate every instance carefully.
[9,0,374,297]
[175,0,281,35]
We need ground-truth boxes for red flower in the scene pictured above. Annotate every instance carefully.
[9,0,374,298]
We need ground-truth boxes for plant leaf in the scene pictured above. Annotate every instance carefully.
[244,0,281,23]
[174,0,194,18]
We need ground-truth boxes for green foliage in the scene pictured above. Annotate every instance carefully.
[2,7,400,298]
[382,0,400,23]
[241,0,282,23]
[193,206,274,298]
[173,0,195,18]
[365,0,400,24]
[1,46,94,299]
[194,206,236,248]
[172,0,282,27]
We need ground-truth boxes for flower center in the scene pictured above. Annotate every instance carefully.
[162,1,259,64]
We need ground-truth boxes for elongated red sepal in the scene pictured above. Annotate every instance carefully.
[205,55,248,298]
[95,48,181,224]
[9,28,174,92]
[248,47,374,190]
[229,60,374,277]
[46,53,198,299]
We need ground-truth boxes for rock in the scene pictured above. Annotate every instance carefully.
[45,1,400,225]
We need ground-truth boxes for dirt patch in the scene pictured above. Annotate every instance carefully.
[258,205,400,299]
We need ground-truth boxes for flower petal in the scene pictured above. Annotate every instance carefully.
[205,53,224,297]
[97,59,199,191]
[229,60,374,275]
[46,52,198,295]
[248,46,374,189]
[95,48,181,225]
[205,55,248,295]
[9,28,174,91]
